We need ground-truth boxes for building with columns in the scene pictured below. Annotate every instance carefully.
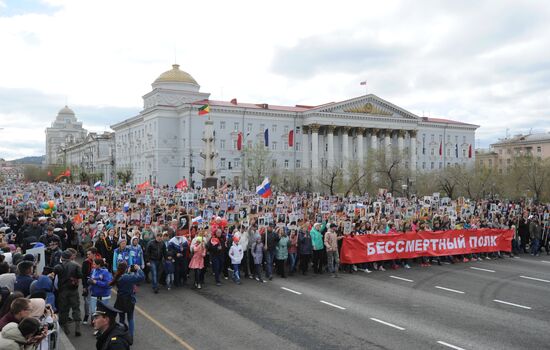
[44,106,87,165]
[111,64,479,187]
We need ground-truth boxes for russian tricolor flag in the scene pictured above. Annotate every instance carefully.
[93,181,102,190]
[256,177,272,198]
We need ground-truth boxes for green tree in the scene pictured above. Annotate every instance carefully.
[116,169,133,186]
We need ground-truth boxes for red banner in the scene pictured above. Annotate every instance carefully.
[340,229,514,264]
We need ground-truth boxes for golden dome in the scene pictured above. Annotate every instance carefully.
[154,64,198,85]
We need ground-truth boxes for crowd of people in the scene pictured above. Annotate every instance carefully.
[0,181,548,349]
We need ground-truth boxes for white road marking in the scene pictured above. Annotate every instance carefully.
[541,260,550,264]
[437,340,466,350]
[320,300,346,310]
[493,299,531,310]
[389,275,414,282]
[435,286,465,294]
[369,317,406,330]
[469,267,495,273]
[281,287,302,295]
[520,275,550,283]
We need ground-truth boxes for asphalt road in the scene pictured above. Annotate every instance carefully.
[66,255,550,350]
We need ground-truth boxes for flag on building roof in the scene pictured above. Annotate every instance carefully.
[256,177,272,198]
[175,179,188,190]
[264,128,269,147]
[198,104,210,116]
[288,130,294,147]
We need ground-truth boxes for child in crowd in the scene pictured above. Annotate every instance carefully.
[229,236,244,284]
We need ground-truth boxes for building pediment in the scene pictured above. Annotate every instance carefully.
[307,94,420,121]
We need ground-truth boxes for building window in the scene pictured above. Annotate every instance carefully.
[228,161,232,170]
[488,159,493,166]
[220,121,226,130]
[462,149,466,157]
[463,136,466,143]
[272,159,277,168]
[247,123,252,133]
[247,140,252,149]
[296,159,301,168]
[234,159,240,168]
[272,124,277,133]
[431,162,434,169]
[271,141,277,151]
[260,123,265,131]
[430,148,435,156]
[284,126,289,134]
[284,141,289,151]
[296,127,301,134]
[296,142,301,151]
[284,160,289,169]
[220,139,226,150]
[537,146,542,153]
[431,134,434,142]
[422,162,426,169]
[506,158,511,165]
[447,149,450,156]
[220,158,226,169]
[233,140,237,150]
[325,144,328,152]
[247,159,252,167]
[234,122,239,132]
[439,162,442,169]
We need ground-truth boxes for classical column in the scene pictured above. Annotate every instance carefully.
[370,128,379,151]
[302,125,310,171]
[384,129,392,149]
[326,125,335,168]
[410,130,417,171]
[310,124,320,172]
[341,126,350,170]
[356,127,365,165]
[397,130,405,154]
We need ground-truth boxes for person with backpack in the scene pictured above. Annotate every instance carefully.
[54,249,83,336]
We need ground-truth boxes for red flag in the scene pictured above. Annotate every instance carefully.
[468,144,472,158]
[137,181,150,191]
[288,130,294,147]
[64,169,71,177]
[176,179,188,190]
[439,142,442,156]
[47,171,52,177]
[237,132,242,151]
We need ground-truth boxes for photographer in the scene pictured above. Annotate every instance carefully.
[0,316,45,349]
[110,261,144,341]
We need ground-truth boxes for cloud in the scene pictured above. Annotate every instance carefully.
[0,87,138,160]
[1,0,550,157]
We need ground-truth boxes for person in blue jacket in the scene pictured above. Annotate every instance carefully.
[129,237,144,270]
[88,258,113,315]
[111,261,145,340]
[112,240,132,273]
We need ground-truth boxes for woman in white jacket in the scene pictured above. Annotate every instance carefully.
[228,237,244,284]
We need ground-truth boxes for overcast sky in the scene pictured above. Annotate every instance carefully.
[1,0,549,160]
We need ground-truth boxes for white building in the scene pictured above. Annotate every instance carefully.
[45,106,87,165]
[111,64,479,187]
[62,132,115,184]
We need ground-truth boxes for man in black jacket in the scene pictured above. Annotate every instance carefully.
[93,302,131,350]
[54,249,83,336]
[145,232,166,294]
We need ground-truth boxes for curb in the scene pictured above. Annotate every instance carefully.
[59,329,77,350]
